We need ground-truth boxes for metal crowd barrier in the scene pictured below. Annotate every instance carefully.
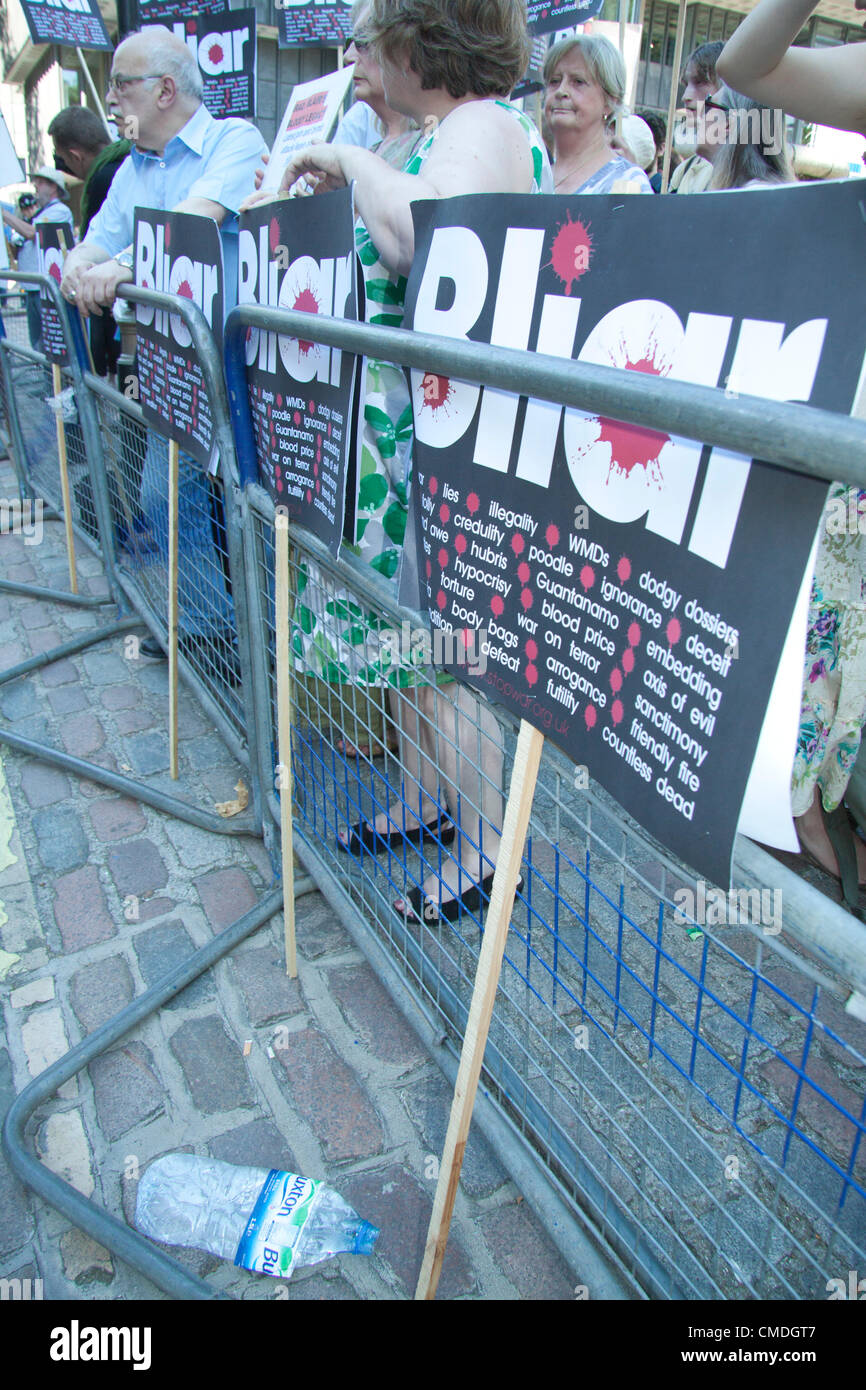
[0,272,262,837]
[225,304,866,1300]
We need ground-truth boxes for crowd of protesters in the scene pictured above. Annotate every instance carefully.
[2,0,865,920]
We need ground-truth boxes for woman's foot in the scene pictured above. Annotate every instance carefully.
[338,801,454,855]
[336,734,398,760]
[394,854,510,923]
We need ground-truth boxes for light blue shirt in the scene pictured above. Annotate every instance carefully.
[18,198,75,288]
[85,104,267,307]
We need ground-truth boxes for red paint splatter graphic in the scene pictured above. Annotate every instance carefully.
[545,523,560,548]
[425,560,432,579]
[293,286,320,356]
[48,261,62,284]
[439,503,450,524]
[467,493,479,514]
[277,394,283,409]
[455,534,467,555]
[420,373,453,413]
[628,621,641,647]
[617,555,632,584]
[585,705,597,731]
[580,565,595,591]
[293,411,301,425]
[436,590,447,611]
[520,589,534,611]
[526,640,538,661]
[548,213,593,296]
[526,663,538,687]
[176,279,194,299]
[666,617,681,647]
[517,562,530,585]
[622,648,635,675]
[208,43,224,66]
[611,699,624,726]
[269,218,281,255]
[491,595,504,617]
[429,477,438,496]
[164,223,171,249]
[438,548,448,569]
[610,668,623,694]
[511,533,525,556]
[597,336,672,483]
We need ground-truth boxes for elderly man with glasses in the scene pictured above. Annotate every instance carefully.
[61,26,266,671]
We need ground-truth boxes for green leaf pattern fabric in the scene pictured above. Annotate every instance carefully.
[292,105,549,685]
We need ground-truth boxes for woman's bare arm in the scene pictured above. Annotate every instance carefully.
[717,0,866,134]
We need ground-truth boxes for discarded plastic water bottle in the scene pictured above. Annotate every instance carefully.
[135,1153,379,1279]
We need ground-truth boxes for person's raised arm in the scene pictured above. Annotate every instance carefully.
[717,0,866,134]
[1,209,36,241]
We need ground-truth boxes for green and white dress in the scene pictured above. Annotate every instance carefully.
[293,102,550,686]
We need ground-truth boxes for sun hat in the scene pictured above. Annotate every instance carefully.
[32,166,68,197]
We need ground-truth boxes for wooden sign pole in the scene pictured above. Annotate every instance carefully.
[167,438,179,779]
[415,719,545,1301]
[52,362,78,596]
[661,0,689,194]
[275,509,298,979]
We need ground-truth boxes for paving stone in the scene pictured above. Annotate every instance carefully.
[10,976,55,1009]
[0,1049,33,1257]
[170,1015,256,1114]
[133,920,215,1010]
[70,955,135,1034]
[327,961,426,1067]
[19,762,70,810]
[107,838,168,898]
[114,707,157,736]
[232,947,304,1026]
[6,562,37,583]
[32,806,89,873]
[196,867,256,930]
[135,895,176,923]
[209,1118,297,1174]
[88,796,147,843]
[59,711,105,757]
[46,684,89,715]
[341,1164,474,1299]
[479,1200,576,1300]
[38,658,79,688]
[123,730,169,776]
[81,651,132,686]
[89,1041,165,1142]
[399,1072,508,1199]
[170,820,233,871]
[20,1006,73,1084]
[27,626,63,656]
[59,1228,114,1286]
[0,681,41,721]
[101,683,141,711]
[137,664,170,696]
[282,1273,358,1300]
[272,1026,384,1162]
[37,1110,94,1197]
[761,1055,862,1161]
[296,893,353,960]
[53,865,116,951]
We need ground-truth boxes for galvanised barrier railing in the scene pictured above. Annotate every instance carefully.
[0,272,263,838]
[226,303,866,1300]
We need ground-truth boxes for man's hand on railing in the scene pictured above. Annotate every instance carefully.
[64,259,133,319]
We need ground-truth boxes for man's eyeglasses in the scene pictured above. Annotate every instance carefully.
[106,73,163,94]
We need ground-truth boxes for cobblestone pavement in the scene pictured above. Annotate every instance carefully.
[0,442,587,1301]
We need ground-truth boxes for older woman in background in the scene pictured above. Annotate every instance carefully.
[250,0,550,924]
[543,35,652,195]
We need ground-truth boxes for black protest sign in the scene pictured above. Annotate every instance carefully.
[133,209,224,469]
[526,0,604,35]
[146,11,257,119]
[277,0,352,47]
[138,0,226,19]
[17,0,111,49]
[239,188,357,555]
[403,184,866,888]
[36,223,71,366]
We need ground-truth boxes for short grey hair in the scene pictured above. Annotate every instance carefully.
[134,26,204,101]
[543,35,626,120]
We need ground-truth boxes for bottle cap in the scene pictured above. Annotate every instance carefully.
[353,1220,379,1256]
